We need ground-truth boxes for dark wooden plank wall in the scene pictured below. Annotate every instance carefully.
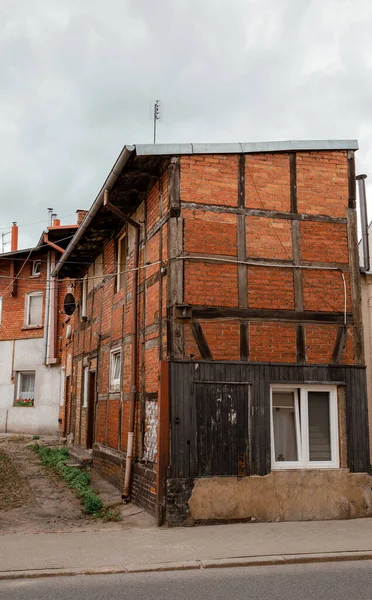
[170,361,370,477]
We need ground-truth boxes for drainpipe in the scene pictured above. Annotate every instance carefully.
[103,189,140,502]
[43,251,51,364]
[357,174,370,272]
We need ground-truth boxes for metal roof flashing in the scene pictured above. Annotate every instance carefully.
[135,139,359,156]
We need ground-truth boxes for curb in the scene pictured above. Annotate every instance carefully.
[1,551,372,581]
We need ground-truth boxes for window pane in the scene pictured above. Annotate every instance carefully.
[20,373,35,400]
[308,391,331,461]
[272,392,298,462]
[29,294,42,325]
[111,352,121,382]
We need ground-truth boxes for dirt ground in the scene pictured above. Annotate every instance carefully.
[0,436,155,534]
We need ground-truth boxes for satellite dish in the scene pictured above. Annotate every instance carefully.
[64,293,76,316]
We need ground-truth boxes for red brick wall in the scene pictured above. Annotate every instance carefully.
[178,151,357,367]
[0,251,47,341]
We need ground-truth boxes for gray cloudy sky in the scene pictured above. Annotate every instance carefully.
[1,0,372,249]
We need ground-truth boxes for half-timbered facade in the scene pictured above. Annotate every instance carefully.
[54,140,372,524]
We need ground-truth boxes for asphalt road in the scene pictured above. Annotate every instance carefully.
[2,561,372,600]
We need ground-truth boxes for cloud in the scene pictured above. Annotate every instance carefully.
[0,0,372,248]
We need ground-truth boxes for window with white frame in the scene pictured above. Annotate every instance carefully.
[31,260,41,277]
[15,371,35,407]
[83,366,89,407]
[110,349,121,389]
[116,234,127,292]
[25,291,43,326]
[270,385,339,469]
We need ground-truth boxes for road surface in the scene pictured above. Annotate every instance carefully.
[2,560,372,599]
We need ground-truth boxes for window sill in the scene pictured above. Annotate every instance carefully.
[21,325,43,331]
[30,274,41,279]
[271,465,340,470]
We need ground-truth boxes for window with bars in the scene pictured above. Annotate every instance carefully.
[271,385,339,469]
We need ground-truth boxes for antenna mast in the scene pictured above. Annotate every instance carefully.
[153,100,161,143]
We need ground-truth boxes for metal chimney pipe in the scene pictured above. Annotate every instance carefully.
[11,222,18,252]
[357,174,370,272]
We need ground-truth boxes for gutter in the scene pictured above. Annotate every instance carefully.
[51,145,135,278]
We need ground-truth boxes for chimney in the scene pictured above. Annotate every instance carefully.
[76,209,88,225]
[52,218,61,227]
[11,222,18,252]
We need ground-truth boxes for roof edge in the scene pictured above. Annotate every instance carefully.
[135,139,359,156]
[52,145,135,277]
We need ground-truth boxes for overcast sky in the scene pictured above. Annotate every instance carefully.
[1,0,372,249]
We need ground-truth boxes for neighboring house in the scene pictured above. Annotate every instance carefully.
[53,140,371,525]
[0,217,79,435]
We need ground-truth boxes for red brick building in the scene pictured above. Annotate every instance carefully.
[53,140,372,524]
[0,219,78,434]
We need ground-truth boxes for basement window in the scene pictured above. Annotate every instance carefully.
[15,371,35,407]
[110,348,121,390]
[31,260,41,277]
[270,385,339,469]
[116,233,127,292]
[25,291,43,327]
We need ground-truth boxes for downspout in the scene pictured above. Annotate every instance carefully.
[43,250,51,364]
[103,190,140,502]
[357,174,370,272]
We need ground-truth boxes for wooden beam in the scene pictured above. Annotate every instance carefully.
[156,361,170,526]
[240,322,249,361]
[167,203,184,359]
[180,202,347,224]
[176,305,353,324]
[296,324,306,363]
[168,157,181,217]
[348,151,356,209]
[290,152,297,213]
[332,325,347,364]
[347,208,364,364]
[190,321,213,360]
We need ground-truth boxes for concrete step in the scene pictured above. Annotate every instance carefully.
[67,444,93,467]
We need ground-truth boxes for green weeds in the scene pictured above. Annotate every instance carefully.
[32,445,103,516]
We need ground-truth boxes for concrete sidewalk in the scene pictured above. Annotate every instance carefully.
[2,518,372,579]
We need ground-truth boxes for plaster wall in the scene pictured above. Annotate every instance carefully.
[0,338,61,434]
[188,470,372,523]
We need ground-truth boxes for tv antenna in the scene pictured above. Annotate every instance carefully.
[153,99,162,143]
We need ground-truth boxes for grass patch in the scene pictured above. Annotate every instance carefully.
[32,444,103,516]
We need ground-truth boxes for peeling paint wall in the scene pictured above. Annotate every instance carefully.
[187,470,372,523]
[143,400,158,463]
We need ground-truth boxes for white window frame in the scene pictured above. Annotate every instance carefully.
[110,348,121,390]
[270,384,339,470]
[116,233,127,292]
[83,366,89,408]
[25,291,43,327]
[31,260,41,277]
[15,370,36,406]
